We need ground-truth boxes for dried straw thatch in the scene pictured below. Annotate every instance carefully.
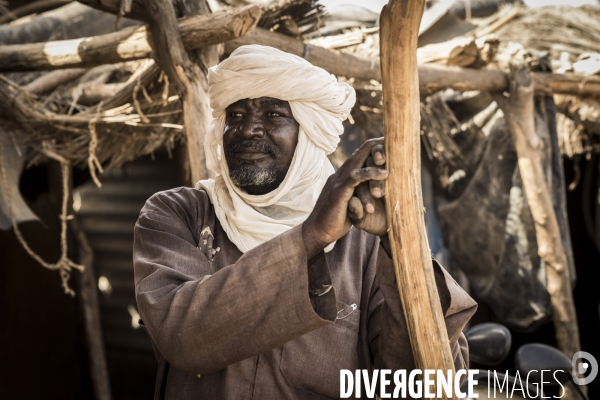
[3,60,182,171]
[494,5,600,59]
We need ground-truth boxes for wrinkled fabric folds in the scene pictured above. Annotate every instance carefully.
[196,45,355,253]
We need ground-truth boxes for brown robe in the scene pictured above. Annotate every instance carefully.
[133,187,477,399]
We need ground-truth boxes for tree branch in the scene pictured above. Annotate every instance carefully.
[144,0,227,184]
[494,65,581,358]
[0,5,260,72]
[226,28,600,97]
[380,1,457,397]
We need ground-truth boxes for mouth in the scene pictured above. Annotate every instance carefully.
[231,148,271,161]
[227,141,276,162]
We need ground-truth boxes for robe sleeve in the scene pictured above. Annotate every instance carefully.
[369,235,478,372]
[133,188,337,375]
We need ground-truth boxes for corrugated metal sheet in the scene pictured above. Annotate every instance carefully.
[75,153,182,399]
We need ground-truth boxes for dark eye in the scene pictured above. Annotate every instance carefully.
[228,111,243,118]
[267,112,281,117]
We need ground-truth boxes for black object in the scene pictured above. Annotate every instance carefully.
[515,343,572,385]
[465,323,512,366]
[516,344,591,400]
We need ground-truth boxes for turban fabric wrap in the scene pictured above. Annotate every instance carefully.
[196,45,356,253]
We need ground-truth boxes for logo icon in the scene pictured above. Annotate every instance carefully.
[572,351,598,385]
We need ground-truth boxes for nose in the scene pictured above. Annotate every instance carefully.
[239,114,266,139]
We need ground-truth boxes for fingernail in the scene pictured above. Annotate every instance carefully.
[366,204,375,213]
[372,188,382,197]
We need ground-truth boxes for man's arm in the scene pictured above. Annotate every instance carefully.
[134,189,336,375]
[303,137,476,371]
[371,236,477,371]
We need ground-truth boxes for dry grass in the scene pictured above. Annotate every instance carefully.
[495,5,600,58]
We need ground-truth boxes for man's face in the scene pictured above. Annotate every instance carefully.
[223,97,299,195]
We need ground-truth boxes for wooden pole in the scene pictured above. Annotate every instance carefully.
[380,1,457,399]
[225,28,600,97]
[70,217,112,400]
[46,160,111,399]
[494,66,581,358]
[78,0,163,21]
[24,68,87,95]
[0,6,260,72]
[144,0,233,184]
[0,0,73,24]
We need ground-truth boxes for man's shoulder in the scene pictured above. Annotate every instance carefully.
[139,186,213,222]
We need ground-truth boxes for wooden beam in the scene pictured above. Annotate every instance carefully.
[419,64,600,97]
[24,68,87,95]
[78,0,160,21]
[2,15,598,96]
[494,66,581,358]
[0,3,138,46]
[0,5,261,72]
[0,0,73,24]
[144,0,227,185]
[225,27,381,82]
[225,27,600,97]
[531,72,600,97]
[70,214,111,400]
[78,83,127,105]
[417,36,499,68]
[380,2,457,399]
[418,37,479,66]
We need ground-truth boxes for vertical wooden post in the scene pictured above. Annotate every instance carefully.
[71,217,112,400]
[145,0,221,184]
[495,66,581,359]
[48,160,111,400]
[380,1,458,398]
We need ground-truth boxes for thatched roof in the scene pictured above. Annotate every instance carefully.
[0,0,326,173]
[495,5,600,58]
[3,1,600,179]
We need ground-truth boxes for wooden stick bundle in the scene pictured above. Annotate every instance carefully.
[380,1,457,399]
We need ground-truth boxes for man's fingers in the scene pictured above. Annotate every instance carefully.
[342,138,385,172]
[371,144,386,166]
[349,166,388,186]
[348,196,364,220]
[370,179,385,199]
[355,182,375,214]
[366,157,385,199]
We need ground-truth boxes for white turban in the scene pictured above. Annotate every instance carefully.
[196,45,355,253]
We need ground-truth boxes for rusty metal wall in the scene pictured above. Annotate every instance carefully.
[76,152,183,400]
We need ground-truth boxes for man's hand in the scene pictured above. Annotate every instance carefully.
[348,139,387,236]
[302,138,388,259]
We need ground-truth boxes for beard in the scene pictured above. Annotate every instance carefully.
[226,140,280,189]
[229,164,277,187]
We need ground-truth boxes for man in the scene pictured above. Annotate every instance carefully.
[133,45,477,399]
